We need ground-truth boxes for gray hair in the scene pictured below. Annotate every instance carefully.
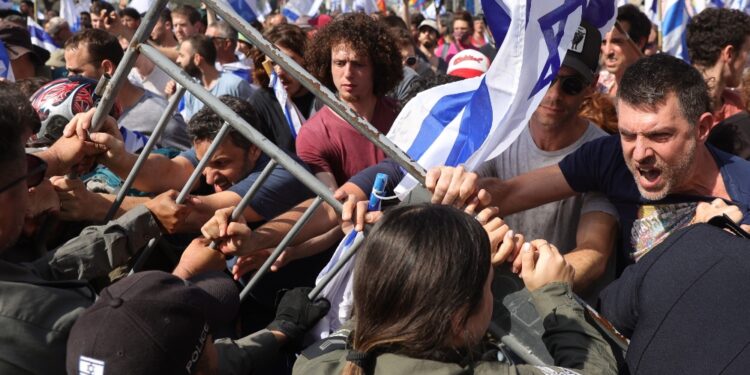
[208,20,237,40]
[46,16,69,36]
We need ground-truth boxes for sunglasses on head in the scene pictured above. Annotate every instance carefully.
[551,74,588,96]
[0,154,47,194]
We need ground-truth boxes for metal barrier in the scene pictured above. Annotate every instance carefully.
[84,0,628,365]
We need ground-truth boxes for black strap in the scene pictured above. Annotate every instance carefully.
[346,350,374,372]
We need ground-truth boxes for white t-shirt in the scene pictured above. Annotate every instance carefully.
[475,122,618,253]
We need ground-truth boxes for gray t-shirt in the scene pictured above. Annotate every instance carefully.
[118,90,191,150]
[180,71,256,121]
[475,123,618,253]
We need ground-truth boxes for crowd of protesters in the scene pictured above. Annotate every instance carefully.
[2,0,750,374]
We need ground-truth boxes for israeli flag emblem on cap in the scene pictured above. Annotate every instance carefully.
[79,356,105,375]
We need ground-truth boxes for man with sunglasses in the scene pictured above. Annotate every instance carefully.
[465,20,618,295]
[205,21,253,83]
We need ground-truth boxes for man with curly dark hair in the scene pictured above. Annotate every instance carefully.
[296,13,403,189]
[687,7,750,126]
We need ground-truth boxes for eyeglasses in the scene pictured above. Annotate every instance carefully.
[0,154,48,194]
[209,36,235,44]
[403,56,417,66]
[550,74,587,96]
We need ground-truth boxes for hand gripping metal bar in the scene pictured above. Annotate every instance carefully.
[239,196,324,301]
[105,86,187,222]
[128,123,231,275]
[208,159,278,250]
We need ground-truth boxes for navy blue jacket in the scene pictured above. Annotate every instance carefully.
[599,224,750,374]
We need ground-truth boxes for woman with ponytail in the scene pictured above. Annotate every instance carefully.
[293,203,616,375]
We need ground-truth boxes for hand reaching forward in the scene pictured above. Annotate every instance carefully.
[520,239,575,291]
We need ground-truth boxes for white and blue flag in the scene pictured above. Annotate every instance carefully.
[60,0,91,33]
[389,0,617,194]
[221,0,271,22]
[724,0,750,11]
[27,18,58,52]
[0,41,14,81]
[269,71,305,139]
[282,0,325,21]
[644,0,660,23]
[0,0,12,10]
[661,0,690,61]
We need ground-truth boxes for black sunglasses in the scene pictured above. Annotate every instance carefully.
[404,56,417,66]
[0,154,47,194]
[551,74,587,96]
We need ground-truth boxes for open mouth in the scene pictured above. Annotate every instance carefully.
[637,167,662,189]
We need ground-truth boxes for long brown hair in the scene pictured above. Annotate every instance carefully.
[343,204,491,375]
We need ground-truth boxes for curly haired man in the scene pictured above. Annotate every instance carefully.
[296,13,403,189]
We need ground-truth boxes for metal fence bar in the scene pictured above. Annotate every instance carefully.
[308,232,365,300]
[139,43,342,215]
[488,322,549,366]
[89,0,169,132]
[202,0,427,185]
[105,86,187,221]
[129,123,232,274]
[208,159,278,250]
[240,196,324,301]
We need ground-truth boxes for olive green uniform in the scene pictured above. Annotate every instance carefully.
[293,282,616,375]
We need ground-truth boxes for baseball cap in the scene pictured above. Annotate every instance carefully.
[310,14,332,29]
[447,49,490,79]
[0,20,49,66]
[418,19,438,33]
[562,20,602,84]
[66,271,240,375]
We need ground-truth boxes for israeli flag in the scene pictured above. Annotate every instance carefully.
[60,0,91,33]
[221,0,271,22]
[726,0,750,11]
[282,0,324,21]
[309,231,362,339]
[661,0,690,61]
[27,18,58,52]
[390,0,617,195]
[269,71,304,139]
[644,0,660,23]
[0,0,12,10]
[120,127,149,153]
[0,41,14,82]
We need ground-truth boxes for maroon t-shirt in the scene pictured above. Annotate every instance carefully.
[296,97,398,186]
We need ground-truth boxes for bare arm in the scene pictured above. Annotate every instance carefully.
[564,211,617,294]
[180,191,263,233]
[315,171,339,192]
[98,146,196,193]
[206,182,366,256]
[478,165,577,217]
